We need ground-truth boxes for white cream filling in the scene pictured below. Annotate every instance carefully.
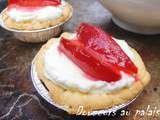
[7,1,66,22]
[44,35,136,93]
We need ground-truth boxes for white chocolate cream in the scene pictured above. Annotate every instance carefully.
[7,1,66,22]
[44,34,136,94]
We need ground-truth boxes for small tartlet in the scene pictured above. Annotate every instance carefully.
[33,32,151,115]
[1,2,72,30]
[0,1,73,43]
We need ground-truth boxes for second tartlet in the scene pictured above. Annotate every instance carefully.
[1,0,72,30]
[0,0,73,42]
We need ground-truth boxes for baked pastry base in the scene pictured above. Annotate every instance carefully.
[1,3,72,30]
[34,33,151,115]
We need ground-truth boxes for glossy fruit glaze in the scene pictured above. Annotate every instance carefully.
[59,23,138,82]
[8,0,61,11]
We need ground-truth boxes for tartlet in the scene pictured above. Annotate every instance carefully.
[1,1,72,30]
[33,23,151,115]
[0,0,73,43]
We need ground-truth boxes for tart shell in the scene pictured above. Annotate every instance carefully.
[34,33,151,115]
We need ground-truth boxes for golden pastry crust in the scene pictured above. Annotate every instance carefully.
[1,3,72,30]
[34,33,151,115]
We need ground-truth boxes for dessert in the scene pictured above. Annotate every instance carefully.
[34,23,151,115]
[1,0,72,30]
